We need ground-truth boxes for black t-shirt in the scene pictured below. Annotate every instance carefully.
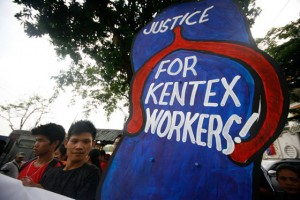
[276,192,300,200]
[40,163,101,200]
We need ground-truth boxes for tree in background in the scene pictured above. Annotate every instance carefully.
[13,0,261,116]
[0,95,52,131]
[257,18,300,120]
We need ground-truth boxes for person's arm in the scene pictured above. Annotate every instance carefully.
[0,163,10,174]
[21,162,56,188]
[21,177,43,188]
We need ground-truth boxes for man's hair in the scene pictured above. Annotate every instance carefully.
[99,150,106,157]
[89,149,101,167]
[276,164,300,179]
[67,120,97,140]
[58,144,67,157]
[31,123,66,149]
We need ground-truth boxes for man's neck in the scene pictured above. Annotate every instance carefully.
[35,154,54,166]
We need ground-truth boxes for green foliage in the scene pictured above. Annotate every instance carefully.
[13,0,260,116]
[257,18,300,119]
[236,0,261,26]
[0,95,52,130]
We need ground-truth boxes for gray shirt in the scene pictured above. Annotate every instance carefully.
[0,160,20,178]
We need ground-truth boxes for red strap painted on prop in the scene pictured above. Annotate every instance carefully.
[126,26,284,164]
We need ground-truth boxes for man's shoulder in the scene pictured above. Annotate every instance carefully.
[39,165,63,184]
[0,162,10,169]
[48,164,64,172]
[48,158,63,167]
[84,163,98,169]
[19,158,36,171]
[2,161,16,168]
[83,163,101,172]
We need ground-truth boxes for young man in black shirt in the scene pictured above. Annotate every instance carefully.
[275,164,300,200]
[40,120,101,200]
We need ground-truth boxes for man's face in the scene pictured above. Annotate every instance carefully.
[33,135,53,156]
[15,156,24,163]
[65,132,94,163]
[277,169,300,195]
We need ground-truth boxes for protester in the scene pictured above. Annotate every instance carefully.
[18,123,66,186]
[0,152,26,178]
[54,144,67,165]
[113,134,122,152]
[105,153,111,161]
[276,164,300,200]
[40,120,101,200]
[88,148,101,169]
[99,150,108,171]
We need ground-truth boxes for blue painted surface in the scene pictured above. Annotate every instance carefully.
[100,0,260,199]
[132,0,253,72]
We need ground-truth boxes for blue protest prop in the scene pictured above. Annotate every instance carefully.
[99,1,289,199]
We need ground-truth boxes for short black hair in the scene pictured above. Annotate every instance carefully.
[276,164,300,179]
[31,123,66,149]
[88,149,100,168]
[67,120,97,140]
[58,143,67,157]
[99,150,106,157]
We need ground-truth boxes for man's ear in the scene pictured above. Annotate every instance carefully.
[92,140,96,147]
[64,139,68,148]
[52,140,60,150]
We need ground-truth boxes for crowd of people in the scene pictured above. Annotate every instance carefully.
[0,120,119,200]
[1,120,300,200]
